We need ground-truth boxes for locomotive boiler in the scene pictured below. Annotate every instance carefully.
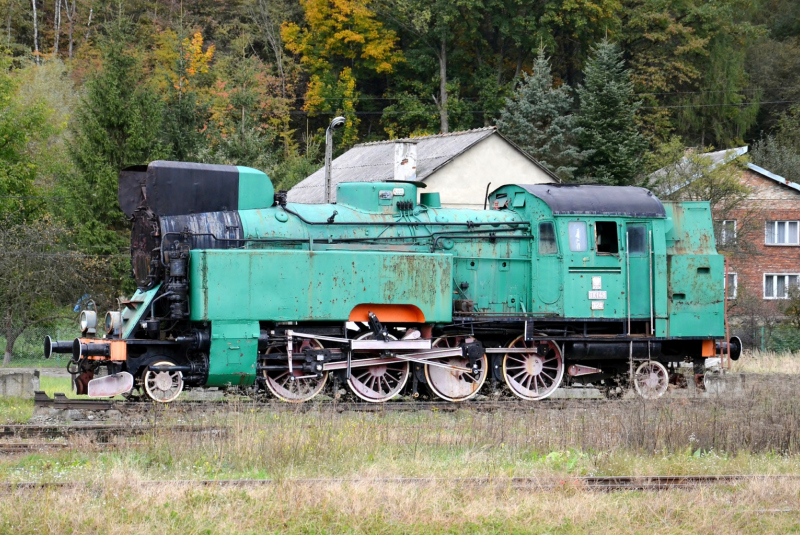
[45,160,741,402]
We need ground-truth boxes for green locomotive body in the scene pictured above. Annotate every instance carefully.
[46,161,739,402]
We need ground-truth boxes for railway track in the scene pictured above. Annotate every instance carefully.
[3,474,797,492]
[34,391,710,413]
[0,423,226,440]
[0,442,139,453]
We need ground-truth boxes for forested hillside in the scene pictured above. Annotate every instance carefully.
[2,0,800,361]
[3,0,800,195]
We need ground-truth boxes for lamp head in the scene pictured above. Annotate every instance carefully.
[329,116,346,131]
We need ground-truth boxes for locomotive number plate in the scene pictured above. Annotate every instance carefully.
[588,291,607,300]
[591,301,605,310]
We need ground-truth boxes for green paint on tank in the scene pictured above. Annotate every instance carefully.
[189,249,453,323]
[236,165,274,210]
[206,320,259,387]
[337,181,417,213]
[663,202,725,337]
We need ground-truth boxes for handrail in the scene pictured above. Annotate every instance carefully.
[626,231,631,335]
[649,229,654,335]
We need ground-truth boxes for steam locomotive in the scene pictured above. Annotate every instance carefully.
[45,160,740,402]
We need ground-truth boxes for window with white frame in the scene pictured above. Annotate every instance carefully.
[765,221,799,245]
[717,220,736,246]
[725,273,737,299]
[764,274,800,299]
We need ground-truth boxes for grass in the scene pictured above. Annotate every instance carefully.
[4,356,70,368]
[37,375,78,397]
[2,376,800,482]
[2,377,800,531]
[1,477,799,533]
[0,397,32,424]
[732,349,800,374]
[0,376,90,423]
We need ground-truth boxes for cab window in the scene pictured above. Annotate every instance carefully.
[568,221,588,252]
[627,224,647,255]
[595,221,619,254]
[538,222,558,255]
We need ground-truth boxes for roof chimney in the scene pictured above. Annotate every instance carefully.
[394,141,418,182]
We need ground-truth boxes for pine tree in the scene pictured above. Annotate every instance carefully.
[160,31,214,161]
[64,26,164,252]
[576,39,647,186]
[497,49,585,181]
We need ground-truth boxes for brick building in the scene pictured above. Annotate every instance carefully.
[721,158,800,304]
[654,146,800,308]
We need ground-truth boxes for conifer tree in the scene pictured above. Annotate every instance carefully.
[64,25,164,252]
[576,39,646,186]
[160,31,214,161]
[497,49,585,181]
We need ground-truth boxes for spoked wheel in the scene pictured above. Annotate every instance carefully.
[263,339,329,403]
[348,332,410,403]
[424,336,488,402]
[143,360,184,403]
[502,337,564,401]
[634,361,669,399]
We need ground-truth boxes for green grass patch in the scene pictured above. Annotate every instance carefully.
[0,396,33,423]
[38,375,84,398]
[6,356,71,368]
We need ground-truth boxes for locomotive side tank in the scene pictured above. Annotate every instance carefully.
[46,161,740,403]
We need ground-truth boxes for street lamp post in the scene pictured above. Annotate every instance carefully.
[324,116,346,204]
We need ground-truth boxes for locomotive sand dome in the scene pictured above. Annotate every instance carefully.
[45,160,741,402]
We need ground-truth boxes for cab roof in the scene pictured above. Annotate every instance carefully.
[516,184,666,218]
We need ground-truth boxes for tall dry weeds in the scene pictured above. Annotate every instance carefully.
[1,476,799,533]
[733,350,800,374]
[123,375,800,481]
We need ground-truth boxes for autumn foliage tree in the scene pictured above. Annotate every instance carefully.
[155,30,215,161]
[282,0,402,145]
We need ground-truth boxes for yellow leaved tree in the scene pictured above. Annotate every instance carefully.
[153,29,215,95]
[282,0,403,145]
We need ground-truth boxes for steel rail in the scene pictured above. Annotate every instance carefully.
[0,442,132,453]
[1,423,226,439]
[31,395,721,415]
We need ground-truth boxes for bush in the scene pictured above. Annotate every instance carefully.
[767,323,800,352]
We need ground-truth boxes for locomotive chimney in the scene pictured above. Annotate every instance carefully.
[394,141,418,182]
